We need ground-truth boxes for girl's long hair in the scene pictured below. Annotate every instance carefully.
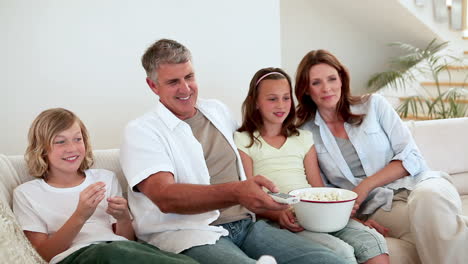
[238,67,299,147]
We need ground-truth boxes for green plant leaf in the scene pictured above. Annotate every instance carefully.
[367,38,467,119]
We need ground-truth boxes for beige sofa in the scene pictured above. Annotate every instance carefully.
[1,118,467,264]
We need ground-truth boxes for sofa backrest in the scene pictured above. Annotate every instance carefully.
[407,117,468,194]
[0,149,127,209]
[1,118,467,207]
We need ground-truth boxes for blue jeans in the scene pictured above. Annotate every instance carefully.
[181,219,346,264]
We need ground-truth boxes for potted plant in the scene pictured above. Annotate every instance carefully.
[367,39,467,119]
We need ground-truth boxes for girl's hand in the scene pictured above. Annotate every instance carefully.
[278,209,304,233]
[75,182,106,221]
[106,196,132,222]
[351,181,374,216]
[362,219,390,237]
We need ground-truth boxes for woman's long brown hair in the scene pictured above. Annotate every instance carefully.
[295,50,367,127]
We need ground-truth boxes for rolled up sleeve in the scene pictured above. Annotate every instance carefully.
[374,94,428,176]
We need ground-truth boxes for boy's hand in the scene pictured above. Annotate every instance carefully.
[106,196,132,222]
[75,182,106,221]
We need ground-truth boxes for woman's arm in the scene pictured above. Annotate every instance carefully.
[304,146,325,187]
[353,160,408,209]
[374,94,427,176]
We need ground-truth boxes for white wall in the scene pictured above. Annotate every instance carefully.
[280,0,438,95]
[399,0,466,52]
[0,0,281,155]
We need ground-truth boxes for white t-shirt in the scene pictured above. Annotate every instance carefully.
[13,169,127,264]
[120,99,246,253]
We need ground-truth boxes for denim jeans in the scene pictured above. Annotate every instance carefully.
[181,219,346,264]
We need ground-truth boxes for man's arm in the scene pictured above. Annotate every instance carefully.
[137,172,289,214]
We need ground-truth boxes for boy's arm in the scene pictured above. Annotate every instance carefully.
[25,213,87,262]
[304,146,325,187]
[107,196,135,240]
[114,219,134,240]
[25,182,106,262]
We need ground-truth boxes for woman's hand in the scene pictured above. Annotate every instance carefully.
[278,209,304,232]
[75,182,106,221]
[106,196,132,222]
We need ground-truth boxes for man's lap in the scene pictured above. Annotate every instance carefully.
[182,219,346,264]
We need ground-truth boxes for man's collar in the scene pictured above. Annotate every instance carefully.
[155,102,185,130]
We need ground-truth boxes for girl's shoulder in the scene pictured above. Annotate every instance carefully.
[234,131,249,137]
[234,131,254,144]
[296,129,312,137]
[292,129,314,148]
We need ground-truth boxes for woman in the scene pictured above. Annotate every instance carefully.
[294,49,467,264]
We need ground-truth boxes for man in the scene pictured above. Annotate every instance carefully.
[120,38,345,264]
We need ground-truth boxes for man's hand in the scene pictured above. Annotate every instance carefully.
[235,175,289,213]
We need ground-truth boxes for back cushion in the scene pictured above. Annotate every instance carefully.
[410,118,468,175]
[0,149,127,208]
[0,155,34,208]
[92,149,128,197]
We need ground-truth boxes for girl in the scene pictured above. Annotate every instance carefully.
[13,108,198,264]
[234,68,389,264]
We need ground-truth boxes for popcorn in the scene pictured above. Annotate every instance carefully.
[298,190,344,201]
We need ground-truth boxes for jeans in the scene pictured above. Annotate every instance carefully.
[181,219,346,264]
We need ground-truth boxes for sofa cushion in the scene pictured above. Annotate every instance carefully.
[385,237,421,264]
[461,195,468,214]
[0,155,32,208]
[0,150,127,208]
[409,118,468,175]
[92,149,128,197]
[0,199,46,264]
[451,172,468,196]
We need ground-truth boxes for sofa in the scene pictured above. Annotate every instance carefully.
[1,117,467,264]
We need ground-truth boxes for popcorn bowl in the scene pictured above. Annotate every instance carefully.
[289,187,357,232]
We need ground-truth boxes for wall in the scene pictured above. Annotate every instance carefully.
[280,0,438,95]
[0,0,281,155]
[399,0,466,51]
